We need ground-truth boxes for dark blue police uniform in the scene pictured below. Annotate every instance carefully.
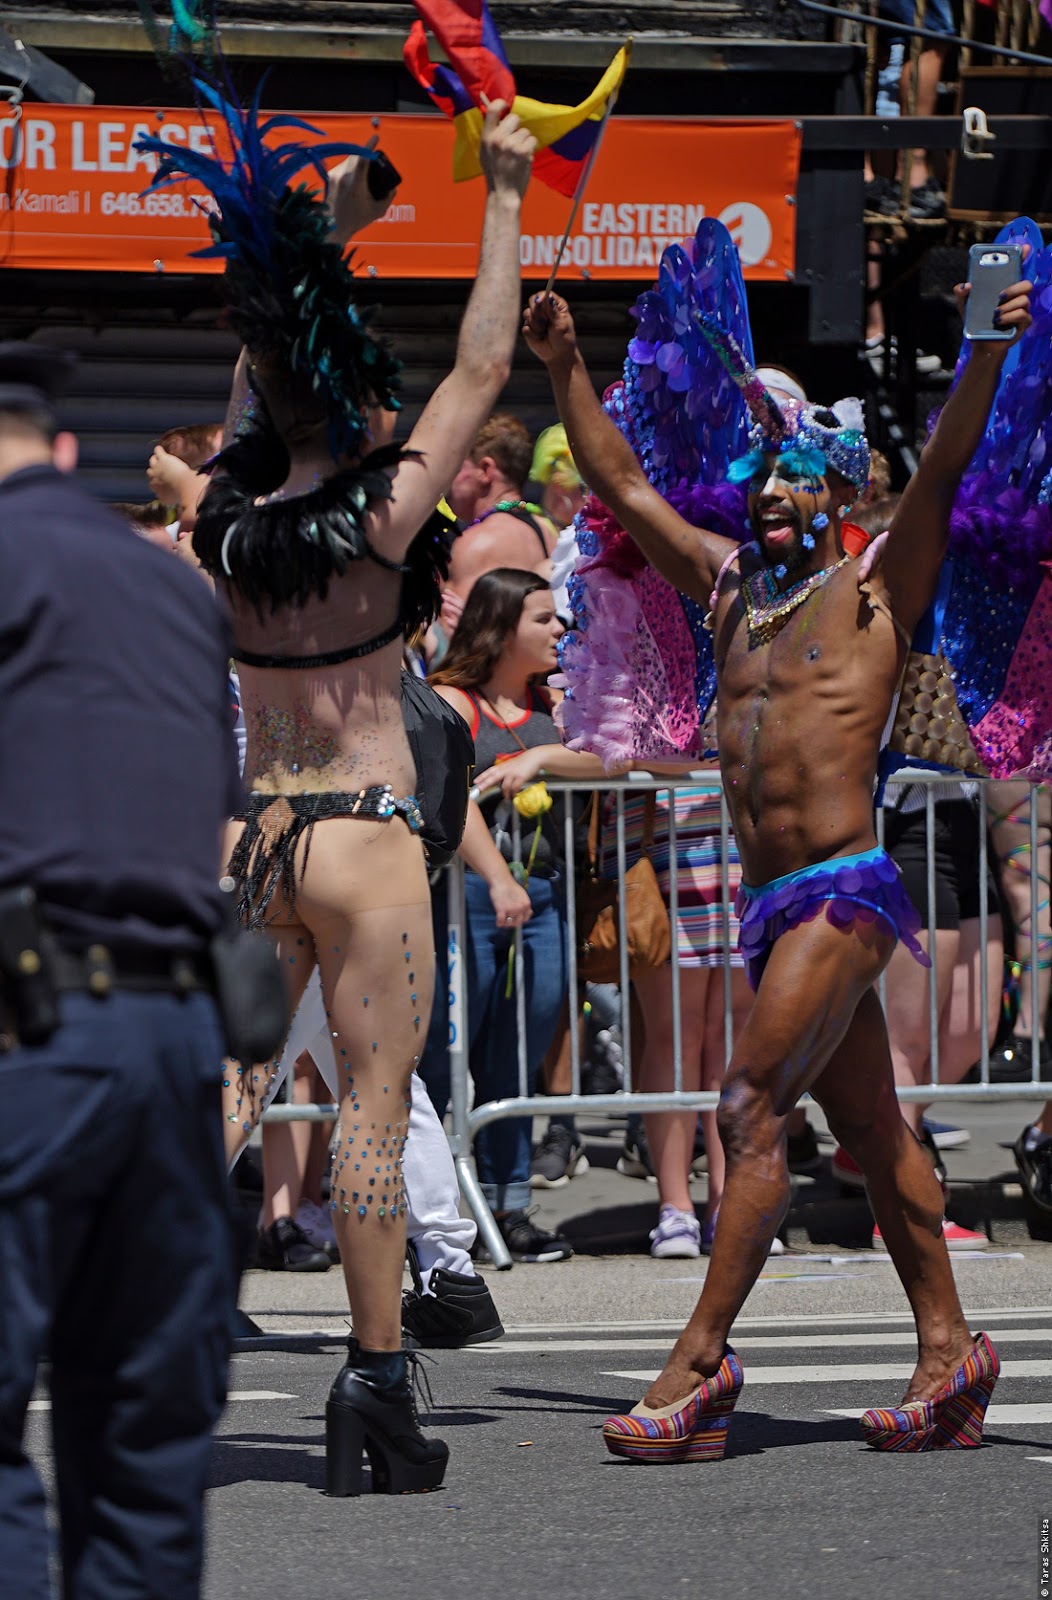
[0,368,243,1600]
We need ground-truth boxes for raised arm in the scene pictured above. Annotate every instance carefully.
[522,293,733,606]
[146,445,210,536]
[882,276,1033,635]
[367,104,536,558]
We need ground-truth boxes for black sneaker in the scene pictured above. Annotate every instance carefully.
[491,1209,573,1263]
[402,1268,505,1349]
[1013,1127,1052,1238]
[530,1123,590,1189]
[617,1119,655,1181]
[787,1118,822,1174]
[255,1216,331,1272]
[865,175,900,215]
[907,177,945,219]
[989,1034,1052,1083]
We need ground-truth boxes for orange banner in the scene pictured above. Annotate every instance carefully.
[0,106,800,281]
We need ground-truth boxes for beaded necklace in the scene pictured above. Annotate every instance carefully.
[741,555,850,646]
[468,497,545,529]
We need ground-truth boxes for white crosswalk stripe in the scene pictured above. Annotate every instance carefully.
[600,1360,1051,1385]
[27,1390,296,1413]
[476,1327,1052,1355]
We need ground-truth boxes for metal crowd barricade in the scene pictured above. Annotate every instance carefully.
[447,772,731,1266]
[440,772,1051,1269]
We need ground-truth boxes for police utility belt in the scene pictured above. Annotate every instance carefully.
[0,884,289,1063]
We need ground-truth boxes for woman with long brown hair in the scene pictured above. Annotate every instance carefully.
[424,568,605,1260]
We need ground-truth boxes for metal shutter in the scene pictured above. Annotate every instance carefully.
[33,292,631,505]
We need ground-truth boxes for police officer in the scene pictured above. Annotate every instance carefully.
[0,344,243,1600]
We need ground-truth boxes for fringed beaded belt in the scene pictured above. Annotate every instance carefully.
[229,787,424,929]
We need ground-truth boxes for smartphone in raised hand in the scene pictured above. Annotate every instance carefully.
[963,244,1023,342]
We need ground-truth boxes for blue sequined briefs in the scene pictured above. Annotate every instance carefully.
[230,787,424,929]
[734,845,931,991]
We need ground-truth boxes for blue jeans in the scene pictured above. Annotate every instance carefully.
[0,989,233,1600]
[420,869,568,1213]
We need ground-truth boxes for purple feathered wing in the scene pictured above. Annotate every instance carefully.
[555,219,752,765]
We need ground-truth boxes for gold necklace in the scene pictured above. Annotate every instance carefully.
[741,556,849,646]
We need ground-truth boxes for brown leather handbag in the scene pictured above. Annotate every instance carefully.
[575,791,672,983]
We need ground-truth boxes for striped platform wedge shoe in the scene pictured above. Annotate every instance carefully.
[859,1332,1000,1452]
[602,1348,744,1464]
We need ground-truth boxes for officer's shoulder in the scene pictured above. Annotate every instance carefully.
[135,534,223,618]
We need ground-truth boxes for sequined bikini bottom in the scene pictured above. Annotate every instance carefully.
[230,787,424,930]
[734,845,931,991]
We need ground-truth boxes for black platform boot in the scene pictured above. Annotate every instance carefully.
[325,1338,449,1496]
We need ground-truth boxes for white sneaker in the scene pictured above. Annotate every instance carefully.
[649,1206,702,1259]
[296,1199,340,1261]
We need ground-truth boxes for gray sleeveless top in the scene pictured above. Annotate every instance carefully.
[466,688,561,876]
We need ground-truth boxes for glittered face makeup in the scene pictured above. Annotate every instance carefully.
[747,459,833,576]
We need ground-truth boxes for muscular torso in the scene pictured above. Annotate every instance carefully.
[226,561,416,797]
[713,555,907,885]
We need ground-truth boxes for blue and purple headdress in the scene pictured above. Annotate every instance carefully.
[694,312,871,494]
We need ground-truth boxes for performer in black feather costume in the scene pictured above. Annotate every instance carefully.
[136,50,537,1494]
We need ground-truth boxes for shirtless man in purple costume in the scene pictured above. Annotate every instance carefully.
[524,276,1032,1455]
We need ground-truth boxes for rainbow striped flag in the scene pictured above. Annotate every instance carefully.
[404,0,629,196]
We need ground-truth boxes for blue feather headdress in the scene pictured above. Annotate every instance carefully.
[134,72,401,462]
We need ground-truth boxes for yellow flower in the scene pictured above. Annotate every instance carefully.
[513,781,553,819]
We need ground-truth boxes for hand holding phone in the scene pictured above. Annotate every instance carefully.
[963,244,1023,342]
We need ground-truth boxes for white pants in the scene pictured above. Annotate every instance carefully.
[272,969,476,1290]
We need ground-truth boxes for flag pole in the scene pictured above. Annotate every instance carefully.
[543,39,631,298]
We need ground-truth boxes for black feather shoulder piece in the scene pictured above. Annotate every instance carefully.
[400,504,459,637]
[194,437,420,613]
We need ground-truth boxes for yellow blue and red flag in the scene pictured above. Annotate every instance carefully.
[404,0,629,196]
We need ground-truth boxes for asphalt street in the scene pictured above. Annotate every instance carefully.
[190,1308,1052,1600]
[21,1292,1052,1600]
[21,1097,1052,1600]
